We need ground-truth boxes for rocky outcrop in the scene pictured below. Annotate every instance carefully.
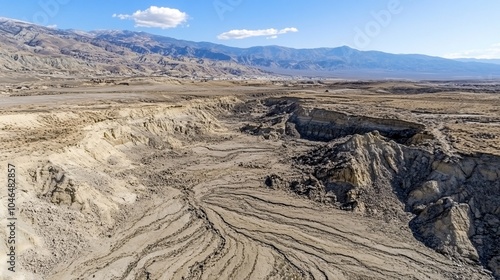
[31,163,77,206]
[411,198,478,261]
[294,132,433,218]
[292,131,500,277]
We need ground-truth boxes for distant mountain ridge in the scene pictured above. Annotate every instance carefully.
[0,17,266,79]
[1,17,500,79]
[454,58,500,65]
[87,29,500,78]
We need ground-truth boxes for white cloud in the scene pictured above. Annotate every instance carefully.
[46,24,57,29]
[444,43,500,59]
[217,27,298,40]
[113,6,188,29]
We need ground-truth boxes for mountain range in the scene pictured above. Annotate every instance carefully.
[1,17,500,80]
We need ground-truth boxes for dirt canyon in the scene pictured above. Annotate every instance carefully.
[0,79,499,279]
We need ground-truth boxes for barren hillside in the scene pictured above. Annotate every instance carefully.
[0,18,266,81]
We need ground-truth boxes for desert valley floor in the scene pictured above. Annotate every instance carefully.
[0,78,499,280]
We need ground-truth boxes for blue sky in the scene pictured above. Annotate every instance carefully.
[1,0,499,58]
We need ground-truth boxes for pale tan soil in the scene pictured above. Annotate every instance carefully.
[0,79,498,279]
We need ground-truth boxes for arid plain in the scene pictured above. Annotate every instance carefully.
[0,78,499,279]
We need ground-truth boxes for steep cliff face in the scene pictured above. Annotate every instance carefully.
[290,108,425,143]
